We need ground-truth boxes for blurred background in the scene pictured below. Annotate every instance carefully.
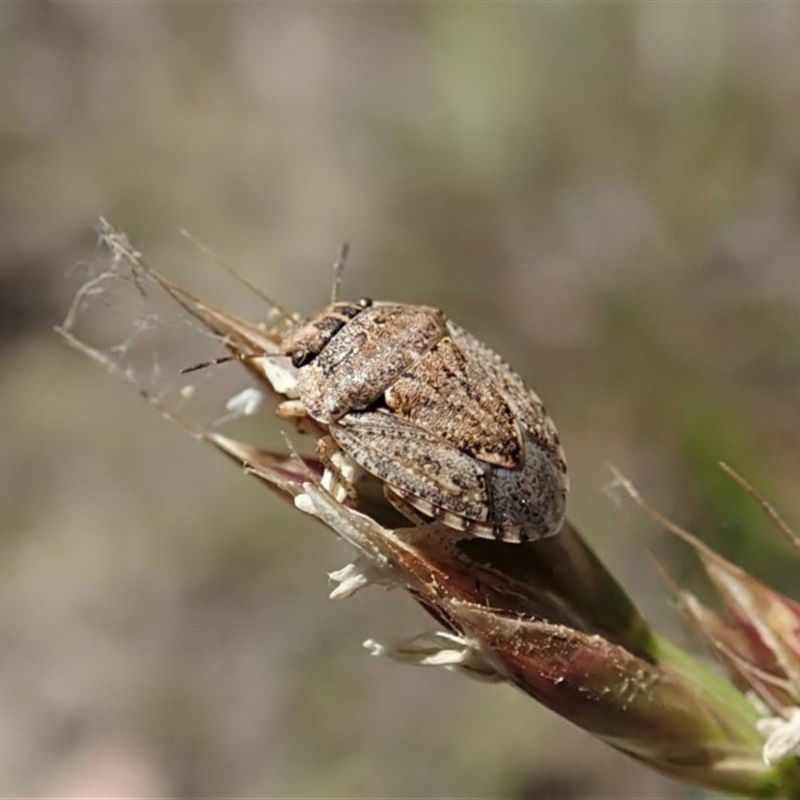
[3,3,800,798]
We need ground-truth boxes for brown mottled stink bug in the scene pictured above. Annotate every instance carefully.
[277,298,568,542]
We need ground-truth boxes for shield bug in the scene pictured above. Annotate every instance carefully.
[277,299,568,542]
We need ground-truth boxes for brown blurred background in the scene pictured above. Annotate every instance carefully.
[3,3,800,798]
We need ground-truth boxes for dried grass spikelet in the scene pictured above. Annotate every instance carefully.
[613,466,800,775]
[58,220,800,798]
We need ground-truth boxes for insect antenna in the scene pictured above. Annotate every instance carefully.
[330,242,350,304]
[180,351,282,375]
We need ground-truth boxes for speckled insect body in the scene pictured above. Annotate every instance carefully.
[279,300,568,542]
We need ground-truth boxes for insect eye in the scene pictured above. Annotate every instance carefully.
[358,297,373,308]
[291,347,316,368]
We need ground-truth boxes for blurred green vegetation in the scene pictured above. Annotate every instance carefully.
[2,3,800,798]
